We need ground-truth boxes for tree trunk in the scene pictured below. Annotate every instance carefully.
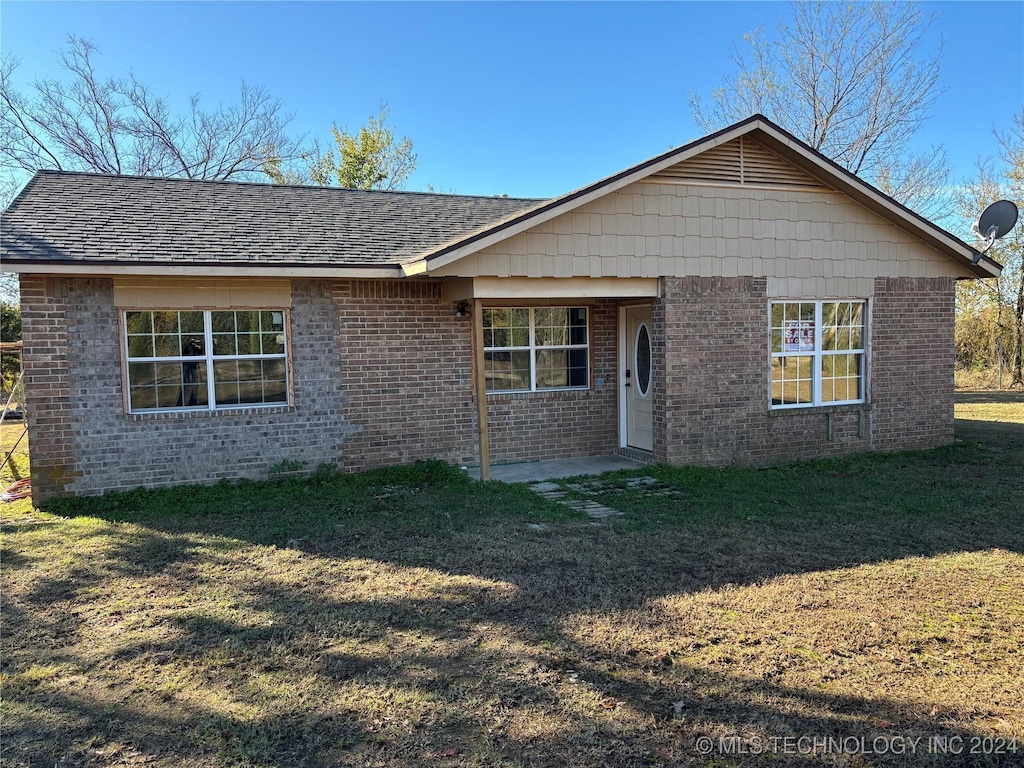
[1013,271,1024,387]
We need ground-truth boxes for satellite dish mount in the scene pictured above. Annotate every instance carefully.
[971,199,1018,263]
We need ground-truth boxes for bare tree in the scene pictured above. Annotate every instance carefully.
[0,36,302,182]
[955,112,1024,387]
[690,1,950,218]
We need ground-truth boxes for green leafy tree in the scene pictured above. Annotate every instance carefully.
[1,301,21,397]
[266,103,416,190]
[690,1,949,218]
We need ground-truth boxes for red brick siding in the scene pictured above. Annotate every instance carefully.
[486,300,619,463]
[652,276,941,466]
[870,277,956,450]
[653,277,773,465]
[19,276,79,498]
[21,278,349,502]
[336,286,621,469]
[18,273,957,500]
[335,281,478,470]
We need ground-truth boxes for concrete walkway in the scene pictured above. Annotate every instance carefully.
[464,454,645,483]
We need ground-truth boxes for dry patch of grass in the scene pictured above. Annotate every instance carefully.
[955,391,1024,424]
[2,395,1023,767]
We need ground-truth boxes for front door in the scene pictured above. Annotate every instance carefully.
[623,305,653,451]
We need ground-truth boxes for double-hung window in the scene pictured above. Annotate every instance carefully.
[483,307,589,393]
[124,309,289,412]
[770,300,866,408]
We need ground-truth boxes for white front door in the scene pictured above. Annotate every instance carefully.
[623,305,653,451]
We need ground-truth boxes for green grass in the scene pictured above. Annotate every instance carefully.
[2,395,1023,767]
[1,420,30,489]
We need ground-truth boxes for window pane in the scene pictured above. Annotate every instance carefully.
[127,334,153,358]
[213,359,241,405]
[213,358,286,406]
[262,333,285,354]
[154,334,181,357]
[772,303,815,353]
[128,362,157,388]
[260,311,285,332]
[535,347,590,389]
[771,356,813,405]
[484,308,530,348]
[568,347,589,387]
[129,361,207,410]
[152,311,180,334]
[182,335,205,357]
[179,311,204,334]
[235,360,268,404]
[257,359,288,404]
[125,311,152,335]
[211,312,236,333]
[535,348,569,388]
[485,349,530,392]
[212,334,236,355]
[234,334,255,356]
[235,311,257,334]
[822,353,862,403]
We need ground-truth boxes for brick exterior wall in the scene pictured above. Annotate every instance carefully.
[334,280,478,471]
[486,299,619,463]
[870,277,956,450]
[652,275,952,467]
[654,276,785,466]
[19,276,79,495]
[19,273,957,501]
[22,278,349,500]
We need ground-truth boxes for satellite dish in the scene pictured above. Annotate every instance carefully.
[972,199,1018,262]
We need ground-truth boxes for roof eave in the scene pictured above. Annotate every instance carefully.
[0,259,405,279]
[748,128,1002,279]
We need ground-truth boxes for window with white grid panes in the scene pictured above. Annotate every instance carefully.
[483,307,589,393]
[124,309,288,412]
[770,300,865,408]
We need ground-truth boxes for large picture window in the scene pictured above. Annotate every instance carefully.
[770,300,866,408]
[483,307,589,393]
[124,310,288,412]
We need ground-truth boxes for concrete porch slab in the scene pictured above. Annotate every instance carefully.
[464,455,645,483]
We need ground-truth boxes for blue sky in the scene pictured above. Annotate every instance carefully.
[1,1,1022,202]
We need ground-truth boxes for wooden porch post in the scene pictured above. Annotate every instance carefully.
[472,298,491,481]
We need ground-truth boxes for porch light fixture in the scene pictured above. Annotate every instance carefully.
[455,301,471,318]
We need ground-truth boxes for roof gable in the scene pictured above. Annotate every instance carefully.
[651,135,827,189]
[409,116,999,279]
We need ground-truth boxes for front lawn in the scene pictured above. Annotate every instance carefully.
[1,395,1022,767]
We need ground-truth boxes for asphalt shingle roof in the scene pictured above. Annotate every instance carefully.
[0,171,545,267]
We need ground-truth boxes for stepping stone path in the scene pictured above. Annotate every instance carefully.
[529,475,683,523]
[529,480,622,520]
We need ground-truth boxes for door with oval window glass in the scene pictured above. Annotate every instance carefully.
[624,305,653,451]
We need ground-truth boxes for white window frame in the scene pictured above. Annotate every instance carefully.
[483,306,590,394]
[769,300,867,410]
[123,309,290,413]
